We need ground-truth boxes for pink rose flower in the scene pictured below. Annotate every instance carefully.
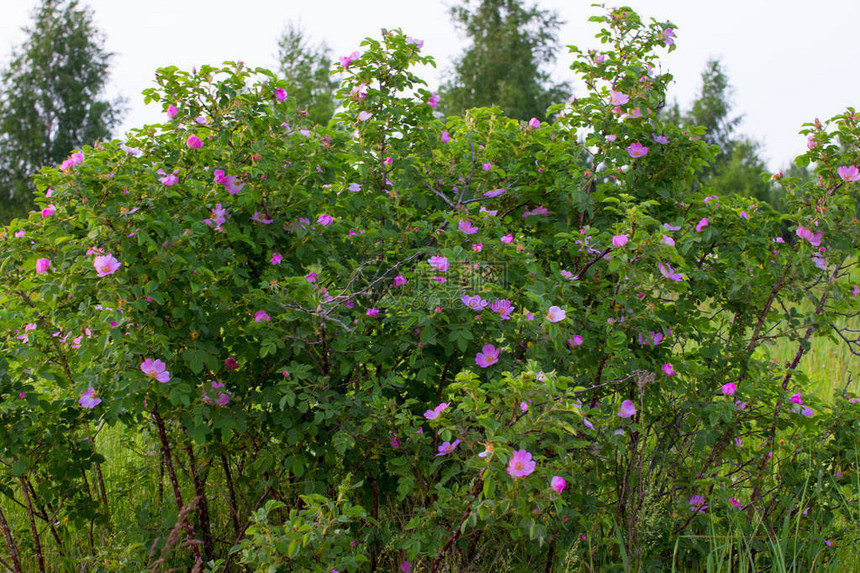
[159,173,178,186]
[79,387,102,409]
[93,254,121,277]
[251,212,273,224]
[796,226,822,246]
[546,306,566,323]
[461,295,488,311]
[475,344,500,368]
[428,256,449,272]
[836,165,860,182]
[663,27,675,45]
[617,400,636,418]
[626,142,648,158]
[507,449,536,477]
[490,299,514,320]
[340,50,359,68]
[458,220,478,234]
[609,90,629,105]
[436,439,461,456]
[689,495,708,513]
[35,258,51,274]
[424,402,450,420]
[140,358,171,383]
[658,262,683,282]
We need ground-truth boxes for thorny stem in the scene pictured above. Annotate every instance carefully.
[152,407,202,563]
[19,475,45,573]
[24,478,66,558]
[750,260,841,505]
[431,475,484,573]
[222,486,273,571]
[184,443,214,560]
[0,502,22,573]
[746,261,791,353]
[221,453,241,537]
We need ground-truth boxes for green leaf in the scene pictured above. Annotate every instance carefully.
[11,459,28,476]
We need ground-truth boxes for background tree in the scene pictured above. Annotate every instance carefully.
[0,0,124,223]
[686,59,743,155]
[276,22,339,126]
[666,58,780,207]
[438,0,569,121]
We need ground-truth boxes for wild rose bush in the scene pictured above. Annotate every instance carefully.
[1,7,859,572]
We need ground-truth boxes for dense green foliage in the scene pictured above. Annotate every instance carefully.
[438,0,569,122]
[0,7,858,572]
[0,0,124,223]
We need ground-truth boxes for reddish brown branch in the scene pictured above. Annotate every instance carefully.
[24,478,66,558]
[19,475,45,573]
[184,443,213,559]
[221,486,274,571]
[152,407,202,563]
[0,501,23,573]
[148,495,200,573]
[746,261,791,353]
[221,453,241,537]
[431,477,484,573]
[780,288,829,391]
[751,262,839,504]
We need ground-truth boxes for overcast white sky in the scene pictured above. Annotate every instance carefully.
[1,0,857,170]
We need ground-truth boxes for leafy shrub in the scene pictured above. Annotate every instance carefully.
[0,7,858,572]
